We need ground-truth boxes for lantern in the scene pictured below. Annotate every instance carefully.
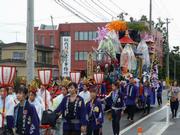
[70,72,81,84]
[0,66,16,87]
[94,72,104,85]
[0,66,16,128]
[38,69,52,86]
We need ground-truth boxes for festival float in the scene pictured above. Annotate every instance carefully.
[92,20,158,105]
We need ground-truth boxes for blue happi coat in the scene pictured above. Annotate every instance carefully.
[157,83,163,97]
[86,98,103,130]
[143,86,152,104]
[105,89,125,110]
[14,100,40,135]
[125,84,138,105]
[55,95,87,131]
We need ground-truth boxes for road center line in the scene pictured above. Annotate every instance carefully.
[120,105,167,135]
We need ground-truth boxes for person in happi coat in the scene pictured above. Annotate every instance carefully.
[14,86,40,135]
[143,81,152,114]
[125,77,138,121]
[79,79,91,104]
[54,82,87,135]
[28,89,45,122]
[169,81,180,119]
[86,85,103,135]
[37,84,52,110]
[105,82,125,135]
[51,85,68,135]
[157,81,163,106]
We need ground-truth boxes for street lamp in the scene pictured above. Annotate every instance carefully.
[70,72,81,84]
[38,69,52,86]
[38,69,52,110]
[0,66,16,127]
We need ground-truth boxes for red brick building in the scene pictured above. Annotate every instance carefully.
[34,23,107,77]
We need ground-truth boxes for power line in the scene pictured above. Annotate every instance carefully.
[90,0,115,18]
[54,0,90,23]
[96,0,117,15]
[60,0,95,23]
[83,0,109,21]
[73,0,105,21]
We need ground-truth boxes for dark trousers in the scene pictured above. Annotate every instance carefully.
[143,103,150,114]
[87,126,101,135]
[63,130,81,135]
[170,100,179,118]
[157,96,162,106]
[127,105,135,120]
[112,109,121,135]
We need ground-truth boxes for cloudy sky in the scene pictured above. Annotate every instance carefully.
[0,0,179,48]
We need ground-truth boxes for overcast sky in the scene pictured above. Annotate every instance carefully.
[0,0,179,48]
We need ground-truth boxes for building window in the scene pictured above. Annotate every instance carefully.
[75,51,88,60]
[74,31,97,41]
[75,52,79,61]
[13,52,25,60]
[93,31,97,40]
[50,35,54,47]
[79,32,84,40]
[41,35,45,46]
[88,31,93,40]
[60,32,70,36]
[75,32,79,40]
[79,52,84,60]
[84,32,88,40]
[83,52,88,60]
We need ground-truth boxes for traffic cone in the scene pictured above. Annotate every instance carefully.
[137,127,143,135]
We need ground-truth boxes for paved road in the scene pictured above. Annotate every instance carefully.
[102,90,168,135]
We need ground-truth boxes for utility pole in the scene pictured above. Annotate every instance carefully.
[149,0,152,32]
[174,60,176,80]
[166,18,170,86]
[26,0,34,84]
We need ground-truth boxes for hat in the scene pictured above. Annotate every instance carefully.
[82,77,90,85]
[61,77,71,87]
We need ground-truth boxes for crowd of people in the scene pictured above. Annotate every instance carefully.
[0,76,179,135]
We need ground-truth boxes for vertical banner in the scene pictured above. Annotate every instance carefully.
[61,36,71,77]
[87,52,93,78]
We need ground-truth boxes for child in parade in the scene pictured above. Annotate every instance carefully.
[105,82,125,135]
[79,80,91,104]
[125,77,138,122]
[54,82,87,135]
[86,85,103,135]
[37,84,52,110]
[29,90,45,121]
[14,86,40,135]
[0,87,16,135]
[51,85,68,135]
[143,81,152,115]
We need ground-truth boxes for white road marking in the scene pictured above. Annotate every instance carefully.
[120,105,167,135]
[144,122,173,135]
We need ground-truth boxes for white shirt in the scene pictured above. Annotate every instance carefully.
[51,94,64,111]
[79,90,90,104]
[37,89,52,110]
[0,95,16,127]
[29,98,45,121]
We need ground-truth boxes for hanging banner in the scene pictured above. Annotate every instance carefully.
[61,36,71,77]
[87,52,94,78]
